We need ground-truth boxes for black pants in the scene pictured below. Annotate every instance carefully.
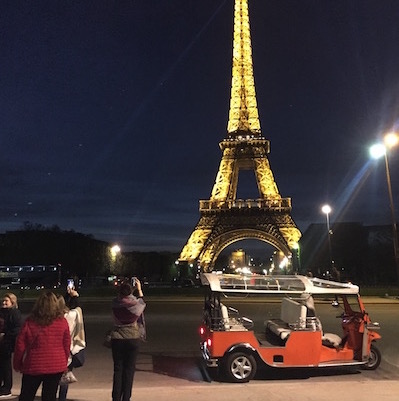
[0,351,12,392]
[18,372,63,401]
[111,339,140,401]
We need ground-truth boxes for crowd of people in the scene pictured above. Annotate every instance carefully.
[0,277,145,401]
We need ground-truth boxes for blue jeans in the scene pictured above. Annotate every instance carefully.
[111,339,140,401]
[58,380,68,401]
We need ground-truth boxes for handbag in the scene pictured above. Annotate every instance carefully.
[60,370,78,385]
[71,348,86,368]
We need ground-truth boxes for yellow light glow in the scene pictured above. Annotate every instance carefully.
[279,257,289,269]
[384,132,399,149]
[110,245,121,257]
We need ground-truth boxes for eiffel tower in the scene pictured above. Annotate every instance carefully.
[179,0,301,271]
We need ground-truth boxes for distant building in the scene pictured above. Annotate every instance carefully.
[229,249,247,270]
[299,222,397,284]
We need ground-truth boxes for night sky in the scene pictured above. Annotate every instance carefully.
[1,0,399,254]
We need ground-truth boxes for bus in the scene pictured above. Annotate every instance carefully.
[0,264,61,290]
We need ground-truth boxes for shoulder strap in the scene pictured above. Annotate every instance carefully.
[26,321,43,351]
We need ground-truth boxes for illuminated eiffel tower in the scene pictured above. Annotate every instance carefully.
[179,0,301,271]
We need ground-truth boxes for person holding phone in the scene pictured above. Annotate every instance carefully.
[110,279,145,401]
[64,280,79,310]
[57,294,86,401]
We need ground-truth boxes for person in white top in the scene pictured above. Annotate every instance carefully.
[57,288,86,401]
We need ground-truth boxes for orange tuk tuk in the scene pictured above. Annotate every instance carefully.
[199,273,381,382]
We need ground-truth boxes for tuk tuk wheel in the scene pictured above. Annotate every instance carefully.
[364,344,381,370]
[224,351,257,383]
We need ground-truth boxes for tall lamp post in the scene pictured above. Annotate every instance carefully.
[370,132,399,282]
[321,204,334,270]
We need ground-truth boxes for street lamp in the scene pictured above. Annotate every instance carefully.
[110,244,121,260]
[292,242,301,273]
[110,244,121,275]
[321,204,334,270]
[370,132,399,282]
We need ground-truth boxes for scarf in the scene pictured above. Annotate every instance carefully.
[112,295,146,326]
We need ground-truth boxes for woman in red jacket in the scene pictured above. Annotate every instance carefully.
[13,291,71,401]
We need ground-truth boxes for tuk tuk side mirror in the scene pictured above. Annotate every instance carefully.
[331,300,339,308]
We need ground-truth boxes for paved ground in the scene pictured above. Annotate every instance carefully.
[67,380,399,401]
[7,295,399,401]
[15,373,399,401]
[9,366,399,401]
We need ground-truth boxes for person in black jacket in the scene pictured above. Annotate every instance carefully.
[0,292,22,397]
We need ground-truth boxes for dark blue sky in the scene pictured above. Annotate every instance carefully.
[1,0,399,253]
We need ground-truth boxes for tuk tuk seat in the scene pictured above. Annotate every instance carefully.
[220,303,248,331]
[266,297,307,340]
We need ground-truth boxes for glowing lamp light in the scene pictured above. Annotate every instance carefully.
[110,245,121,257]
[369,143,386,159]
[384,132,399,149]
[321,204,332,215]
[279,257,289,269]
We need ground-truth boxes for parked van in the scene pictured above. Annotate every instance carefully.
[199,273,381,382]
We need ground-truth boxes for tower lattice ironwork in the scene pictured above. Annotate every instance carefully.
[179,0,301,271]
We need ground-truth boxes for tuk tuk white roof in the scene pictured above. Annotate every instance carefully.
[201,273,359,295]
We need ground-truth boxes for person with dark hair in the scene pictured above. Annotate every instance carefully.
[57,294,86,401]
[0,293,22,397]
[110,280,146,401]
[63,285,80,311]
[13,292,70,401]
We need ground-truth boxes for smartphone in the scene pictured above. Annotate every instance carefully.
[131,277,137,287]
[67,279,75,289]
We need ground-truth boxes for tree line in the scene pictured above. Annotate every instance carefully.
[0,221,397,286]
[0,223,179,285]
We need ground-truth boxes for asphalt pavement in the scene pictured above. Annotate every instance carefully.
[9,365,399,401]
[28,372,399,401]
[7,295,399,401]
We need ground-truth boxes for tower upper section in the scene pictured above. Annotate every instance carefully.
[227,0,261,136]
